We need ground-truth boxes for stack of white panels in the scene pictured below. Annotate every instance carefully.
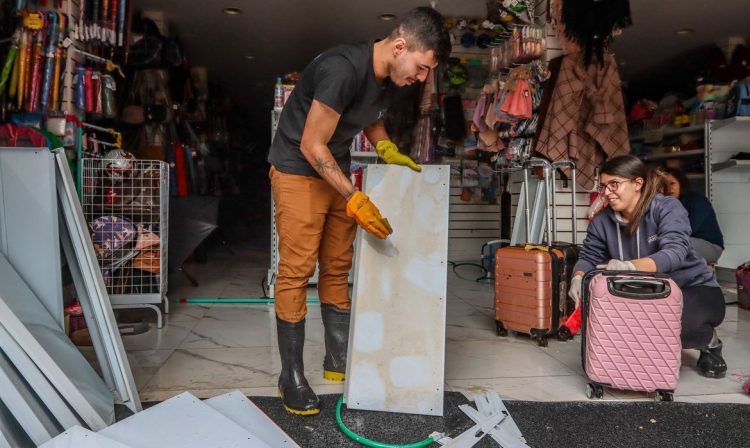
[0,252,113,445]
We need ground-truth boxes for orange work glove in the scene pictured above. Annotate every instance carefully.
[346,191,393,239]
[375,140,422,172]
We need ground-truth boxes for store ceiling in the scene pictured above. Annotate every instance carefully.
[131,0,750,113]
[130,0,485,114]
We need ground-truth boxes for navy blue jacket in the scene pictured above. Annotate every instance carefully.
[574,194,718,289]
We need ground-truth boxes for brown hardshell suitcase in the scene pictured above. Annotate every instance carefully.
[494,245,573,346]
[493,159,579,347]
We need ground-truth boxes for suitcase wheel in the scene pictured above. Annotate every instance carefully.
[537,336,548,348]
[655,391,674,402]
[495,321,508,337]
[586,383,604,399]
[557,326,573,342]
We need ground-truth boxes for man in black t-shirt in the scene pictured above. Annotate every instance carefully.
[267,7,450,415]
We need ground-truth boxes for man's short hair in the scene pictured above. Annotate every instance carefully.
[390,7,451,65]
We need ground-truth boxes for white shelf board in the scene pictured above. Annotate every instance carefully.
[630,124,704,142]
[712,159,750,172]
[640,148,704,161]
[711,116,750,132]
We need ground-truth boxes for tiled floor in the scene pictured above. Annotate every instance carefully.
[119,240,750,405]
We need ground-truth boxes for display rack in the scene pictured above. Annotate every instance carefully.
[82,158,169,327]
[705,116,750,271]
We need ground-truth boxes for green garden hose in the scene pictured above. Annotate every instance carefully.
[335,396,436,448]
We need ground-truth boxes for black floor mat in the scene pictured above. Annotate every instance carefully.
[120,392,750,447]
[248,393,750,448]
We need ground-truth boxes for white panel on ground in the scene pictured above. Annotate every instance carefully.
[344,165,449,416]
[0,253,113,429]
[99,392,271,448]
[205,391,300,448]
[40,426,132,448]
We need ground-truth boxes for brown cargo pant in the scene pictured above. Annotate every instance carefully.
[270,166,357,323]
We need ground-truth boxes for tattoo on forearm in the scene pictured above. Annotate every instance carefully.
[314,157,356,198]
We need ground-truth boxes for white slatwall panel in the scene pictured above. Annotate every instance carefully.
[448,187,500,261]
[508,170,590,245]
[707,119,750,269]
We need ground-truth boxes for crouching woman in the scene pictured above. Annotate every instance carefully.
[568,155,727,378]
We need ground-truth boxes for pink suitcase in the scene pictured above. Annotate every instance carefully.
[581,270,683,401]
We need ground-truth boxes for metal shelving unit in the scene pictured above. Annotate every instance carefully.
[630,124,705,143]
[640,148,704,161]
[705,117,750,271]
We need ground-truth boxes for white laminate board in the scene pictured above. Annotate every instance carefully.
[206,391,300,448]
[344,165,450,416]
[0,148,63,327]
[99,392,271,448]
[40,426,132,448]
[0,253,113,429]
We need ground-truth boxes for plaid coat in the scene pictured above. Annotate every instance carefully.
[535,53,630,190]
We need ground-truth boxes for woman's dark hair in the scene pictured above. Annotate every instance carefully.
[390,7,452,65]
[662,167,690,198]
[600,155,668,235]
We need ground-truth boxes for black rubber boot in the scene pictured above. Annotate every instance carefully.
[321,304,350,382]
[697,331,727,379]
[276,317,320,415]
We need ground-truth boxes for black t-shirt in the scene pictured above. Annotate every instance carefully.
[268,41,393,177]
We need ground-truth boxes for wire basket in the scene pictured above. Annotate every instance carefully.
[82,157,169,306]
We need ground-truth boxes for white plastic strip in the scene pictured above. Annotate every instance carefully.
[0,326,80,430]
[100,392,272,448]
[54,149,141,413]
[0,253,112,429]
[459,392,528,448]
[205,391,299,447]
[0,352,59,445]
[0,398,33,448]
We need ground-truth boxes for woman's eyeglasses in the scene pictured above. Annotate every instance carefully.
[598,179,631,194]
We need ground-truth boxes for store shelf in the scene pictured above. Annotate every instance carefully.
[640,148,704,161]
[351,151,378,158]
[710,116,750,132]
[711,159,750,172]
[630,124,704,142]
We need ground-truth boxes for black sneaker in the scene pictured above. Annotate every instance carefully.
[697,340,727,379]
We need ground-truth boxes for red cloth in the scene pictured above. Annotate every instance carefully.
[564,306,582,334]
[0,124,47,147]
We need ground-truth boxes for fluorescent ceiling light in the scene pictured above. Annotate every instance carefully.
[675,28,694,35]
[223,7,242,15]
[379,14,397,21]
